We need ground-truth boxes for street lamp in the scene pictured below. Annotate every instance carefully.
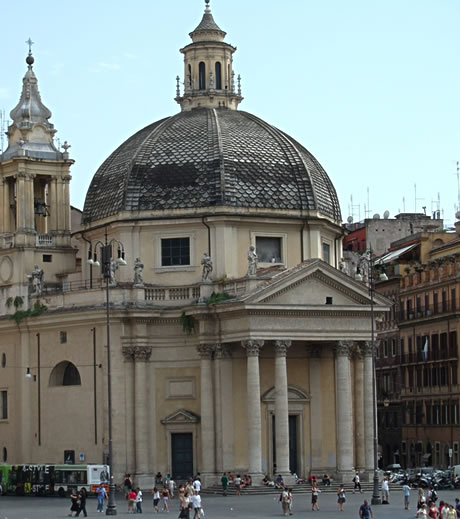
[355,248,388,506]
[88,229,127,516]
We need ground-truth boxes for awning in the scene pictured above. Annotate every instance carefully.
[376,243,418,264]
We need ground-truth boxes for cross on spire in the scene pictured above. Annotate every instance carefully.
[26,37,34,55]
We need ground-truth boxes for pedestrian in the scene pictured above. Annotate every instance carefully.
[234,474,242,496]
[359,499,374,519]
[123,473,133,499]
[418,488,427,508]
[178,484,186,510]
[152,487,160,513]
[447,504,457,519]
[402,482,411,510]
[161,486,170,512]
[428,486,438,504]
[179,503,192,519]
[221,472,228,496]
[382,477,390,504]
[192,476,201,494]
[191,490,201,519]
[312,482,321,511]
[337,485,346,512]
[76,488,87,517]
[69,488,80,517]
[168,477,176,498]
[127,488,137,513]
[280,487,290,517]
[135,487,143,513]
[455,498,460,518]
[353,472,362,493]
[96,484,107,513]
[428,501,439,519]
[417,503,428,518]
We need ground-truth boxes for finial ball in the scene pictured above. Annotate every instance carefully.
[26,55,34,66]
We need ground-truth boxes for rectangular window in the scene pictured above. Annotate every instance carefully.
[384,340,389,357]
[442,291,447,312]
[425,401,432,425]
[0,391,7,420]
[60,331,67,344]
[451,400,459,425]
[452,288,457,311]
[42,254,52,263]
[322,243,330,264]
[433,402,440,425]
[433,292,438,314]
[416,296,422,315]
[255,236,282,263]
[452,363,458,386]
[416,402,423,424]
[161,238,190,266]
[425,294,429,315]
[400,338,405,357]
[441,401,449,425]
[392,339,397,356]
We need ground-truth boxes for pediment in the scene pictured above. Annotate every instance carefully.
[243,259,389,308]
[160,408,200,424]
[262,385,311,402]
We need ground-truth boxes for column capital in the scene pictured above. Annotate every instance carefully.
[214,343,232,359]
[197,343,215,359]
[361,341,376,357]
[274,340,291,356]
[334,340,353,358]
[122,345,135,361]
[133,345,152,362]
[242,339,264,357]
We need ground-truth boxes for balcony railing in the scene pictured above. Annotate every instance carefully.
[399,346,458,363]
[400,299,459,322]
[36,233,55,247]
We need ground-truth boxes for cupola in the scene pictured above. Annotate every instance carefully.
[175,0,243,111]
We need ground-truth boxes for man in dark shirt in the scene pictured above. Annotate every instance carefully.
[359,499,374,519]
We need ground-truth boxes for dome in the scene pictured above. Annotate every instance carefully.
[82,108,341,224]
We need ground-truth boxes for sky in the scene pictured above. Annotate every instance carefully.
[1,0,459,226]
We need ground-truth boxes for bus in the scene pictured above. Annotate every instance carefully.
[1,464,109,496]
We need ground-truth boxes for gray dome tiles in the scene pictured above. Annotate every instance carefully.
[82,108,341,223]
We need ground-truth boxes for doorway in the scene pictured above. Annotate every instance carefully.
[171,433,193,480]
[272,415,298,475]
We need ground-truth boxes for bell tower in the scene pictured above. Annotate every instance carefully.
[0,40,76,296]
[175,0,243,111]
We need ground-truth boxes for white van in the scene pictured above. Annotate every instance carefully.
[451,465,460,478]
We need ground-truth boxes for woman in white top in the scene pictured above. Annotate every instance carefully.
[190,491,202,519]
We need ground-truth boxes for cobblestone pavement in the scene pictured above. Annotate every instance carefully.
[1,489,459,519]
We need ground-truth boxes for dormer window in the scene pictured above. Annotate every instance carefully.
[199,62,206,90]
[215,62,222,89]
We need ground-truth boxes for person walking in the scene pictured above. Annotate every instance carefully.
[359,499,374,519]
[337,485,346,512]
[135,487,143,514]
[418,488,427,509]
[234,474,242,496]
[69,489,80,517]
[353,472,362,493]
[311,482,321,511]
[123,474,133,499]
[127,488,137,514]
[161,486,170,512]
[280,487,290,517]
[152,487,160,513]
[190,490,202,519]
[76,488,87,517]
[403,482,411,510]
[382,477,390,504]
[96,484,107,513]
[221,472,229,496]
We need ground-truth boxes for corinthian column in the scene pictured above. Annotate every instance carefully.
[274,340,291,475]
[362,341,375,472]
[122,346,136,476]
[133,345,152,479]
[334,341,354,477]
[242,339,264,478]
[197,344,216,484]
[354,346,365,470]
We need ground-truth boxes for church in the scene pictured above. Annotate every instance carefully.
[0,1,390,487]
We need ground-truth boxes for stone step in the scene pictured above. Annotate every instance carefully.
[201,482,400,496]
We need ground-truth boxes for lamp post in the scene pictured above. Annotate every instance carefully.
[355,248,387,506]
[88,229,126,516]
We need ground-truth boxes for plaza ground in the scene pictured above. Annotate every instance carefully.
[1,488,460,519]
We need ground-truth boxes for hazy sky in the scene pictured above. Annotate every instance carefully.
[1,0,459,225]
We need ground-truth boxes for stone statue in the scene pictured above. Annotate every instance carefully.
[339,257,350,276]
[201,252,213,281]
[29,265,44,296]
[134,257,144,286]
[109,259,117,286]
[359,249,372,283]
[247,245,258,276]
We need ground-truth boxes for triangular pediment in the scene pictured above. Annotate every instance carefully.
[243,259,390,308]
[160,408,200,424]
[262,385,311,402]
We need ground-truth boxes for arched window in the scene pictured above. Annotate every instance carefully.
[215,62,222,89]
[187,64,192,89]
[49,361,81,387]
[199,62,206,90]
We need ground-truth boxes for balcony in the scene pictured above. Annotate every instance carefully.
[36,233,55,247]
[400,299,459,322]
[399,346,458,364]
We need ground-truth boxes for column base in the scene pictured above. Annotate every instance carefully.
[200,472,218,487]
[336,470,356,484]
[135,473,153,490]
[247,472,266,486]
